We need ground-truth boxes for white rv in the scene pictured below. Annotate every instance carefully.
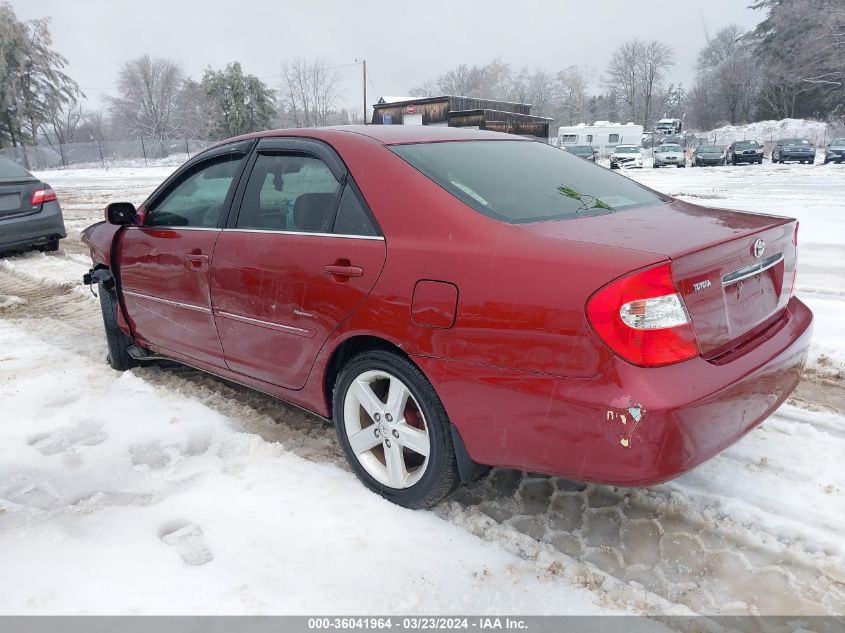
[556,122,644,155]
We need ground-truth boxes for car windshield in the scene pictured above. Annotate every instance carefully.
[831,138,845,146]
[0,157,34,179]
[698,146,721,153]
[391,140,668,223]
[784,139,810,146]
[657,145,682,153]
[735,141,760,149]
[615,146,639,153]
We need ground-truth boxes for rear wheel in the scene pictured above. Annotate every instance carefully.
[333,350,460,508]
[98,279,137,371]
[37,238,59,252]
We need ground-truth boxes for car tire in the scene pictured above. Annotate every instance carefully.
[98,279,137,371]
[333,349,461,509]
[37,238,60,252]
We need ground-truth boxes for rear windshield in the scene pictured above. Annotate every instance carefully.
[391,140,667,223]
[735,141,760,149]
[0,157,34,179]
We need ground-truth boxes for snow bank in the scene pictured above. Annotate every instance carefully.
[697,119,832,147]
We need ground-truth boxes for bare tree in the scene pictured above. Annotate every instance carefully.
[606,38,644,124]
[107,55,185,145]
[696,26,758,124]
[281,58,341,127]
[41,101,82,145]
[639,41,674,127]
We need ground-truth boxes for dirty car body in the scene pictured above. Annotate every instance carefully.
[0,158,66,254]
[82,126,813,505]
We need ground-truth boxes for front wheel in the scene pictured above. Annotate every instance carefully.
[98,279,137,371]
[333,350,460,508]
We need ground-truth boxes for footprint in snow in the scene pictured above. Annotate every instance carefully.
[28,422,107,457]
[158,521,214,566]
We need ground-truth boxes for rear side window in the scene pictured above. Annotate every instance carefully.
[0,157,34,179]
[392,140,667,223]
[237,153,340,233]
[333,184,379,237]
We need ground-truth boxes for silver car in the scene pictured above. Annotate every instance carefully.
[0,157,66,254]
[653,143,686,168]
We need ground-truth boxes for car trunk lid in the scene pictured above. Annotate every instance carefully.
[0,178,39,219]
[520,199,797,359]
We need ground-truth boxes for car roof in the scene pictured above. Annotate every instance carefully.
[221,124,524,148]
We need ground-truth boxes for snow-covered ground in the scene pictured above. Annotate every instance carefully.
[0,160,844,616]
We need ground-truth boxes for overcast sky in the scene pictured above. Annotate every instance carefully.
[16,0,762,116]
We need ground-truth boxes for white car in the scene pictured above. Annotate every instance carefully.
[653,143,686,168]
[610,145,643,169]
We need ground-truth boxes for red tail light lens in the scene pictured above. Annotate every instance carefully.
[587,262,699,367]
[31,188,58,206]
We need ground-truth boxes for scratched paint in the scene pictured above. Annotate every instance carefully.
[605,398,646,448]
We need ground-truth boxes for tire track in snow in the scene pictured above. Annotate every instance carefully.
[2,243,845,615]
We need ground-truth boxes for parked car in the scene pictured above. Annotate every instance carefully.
[563,144,597,161]
[691,145,725,167]
[0,157,66,254]
[82,126,812,508]
[823,138,845,164]
[609,145,643,169]
[772,138,816,164]
[653,143,686,168]
[726,140,763,165]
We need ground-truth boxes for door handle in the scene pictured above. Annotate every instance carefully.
[185,253,209,267]
[324,265,363,278]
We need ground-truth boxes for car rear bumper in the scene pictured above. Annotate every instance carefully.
[422,296,812,486]
[0,201,66,251]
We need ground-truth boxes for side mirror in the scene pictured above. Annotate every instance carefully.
[106,202,138,225]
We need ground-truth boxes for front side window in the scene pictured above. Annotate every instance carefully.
[148,155,243,228]
[237,153,341,232]
[392,140,668,223]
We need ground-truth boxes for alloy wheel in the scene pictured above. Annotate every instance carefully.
[342,370,431,489]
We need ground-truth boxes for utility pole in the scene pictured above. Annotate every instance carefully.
[363,59,367,125]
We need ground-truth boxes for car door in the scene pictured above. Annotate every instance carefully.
[116,142,251,366]
[209,137,386,389]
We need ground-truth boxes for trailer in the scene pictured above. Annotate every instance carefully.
[556,122,644,156]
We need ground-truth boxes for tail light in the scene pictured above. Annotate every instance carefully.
[31,188,58,206]
[587,262,699,367]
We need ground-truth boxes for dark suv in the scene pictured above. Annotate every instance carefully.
[772,138,815,164]
[823,138,845,164]
[726,140,763,165]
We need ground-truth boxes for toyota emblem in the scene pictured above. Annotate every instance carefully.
[753,238,765,258]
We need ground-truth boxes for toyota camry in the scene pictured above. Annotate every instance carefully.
[82,126,812,508]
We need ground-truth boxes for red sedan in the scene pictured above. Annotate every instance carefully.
[82,126,812,508]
